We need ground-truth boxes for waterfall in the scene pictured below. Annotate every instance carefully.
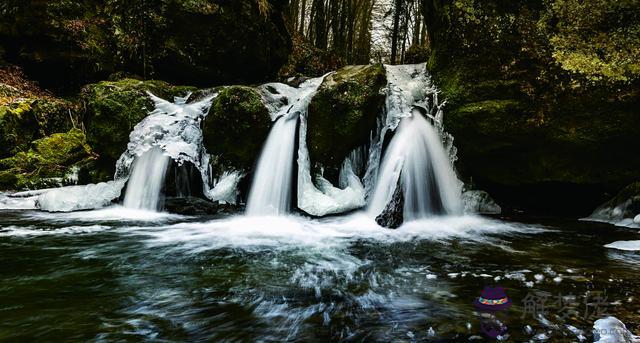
[246,113,299,216]
[367,64,462,220]
[245,77,325,216]
[34,92,245,212]
[123,147,171,210]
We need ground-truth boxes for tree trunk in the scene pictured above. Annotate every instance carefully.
[390,0,403,64]
[299,0,307,35]
[314,0,327,49]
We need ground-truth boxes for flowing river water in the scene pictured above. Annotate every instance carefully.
[1,209,639,341]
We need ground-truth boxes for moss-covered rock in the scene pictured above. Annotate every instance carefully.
[202,86,271,170]
[0,100,38,159]
[82,78,195,172]
[0,129,96,190]
[307,64,386,181]
[0,97,78,159]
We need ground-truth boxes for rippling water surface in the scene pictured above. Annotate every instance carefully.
[1,209,639,341]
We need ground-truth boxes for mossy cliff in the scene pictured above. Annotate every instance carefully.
[307,64,386,181]
[421,0,640,214]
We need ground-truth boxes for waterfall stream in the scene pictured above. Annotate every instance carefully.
[367,64,462,219]
[34,92,243,212]
[122,147,171,211]
[246,77,324,216]
[249,75,366,217]
[246,113,299,216]
[368,111,462,219]
[23,63,461,218]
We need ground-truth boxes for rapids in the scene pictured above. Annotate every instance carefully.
[1,210,639,341]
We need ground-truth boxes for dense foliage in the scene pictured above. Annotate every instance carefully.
[0,0,290,92]
[421,0,640,212]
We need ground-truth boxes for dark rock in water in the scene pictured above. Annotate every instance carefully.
[284,76,310,88]
[376,181,404,229]
[587,182,640,224]
[164,197,219,216]
[462,190,501,215]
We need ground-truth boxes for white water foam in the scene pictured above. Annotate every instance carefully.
[130,213,544,253]
[22,206,183,223]
[0,192,38,210]
[0,225,110,237]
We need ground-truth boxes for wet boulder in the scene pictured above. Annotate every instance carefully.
[375,179,404,229]
[462,190,501,215]
[586,182,640,226]
[164,197,220,216]
[202,86,271,171]
[307,64,386,183]
[81,78,195,173]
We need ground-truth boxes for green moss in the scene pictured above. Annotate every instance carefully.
[456,99,523,116]
[0,128,96,190]
[0,96,78,159]
[307,64,386,179]
[0,170,19,190]
[82,78,196,170]
[0,100,38,158]
[202,86,271,170]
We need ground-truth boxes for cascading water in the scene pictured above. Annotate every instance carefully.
[33,91,243,212]
[367,64,462,221]
[246,77,325,216]
[368,110,462,219]
[246,112,299,216]
[249,75,367,217]
[16,64,460,218]
[122,147,171,211]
